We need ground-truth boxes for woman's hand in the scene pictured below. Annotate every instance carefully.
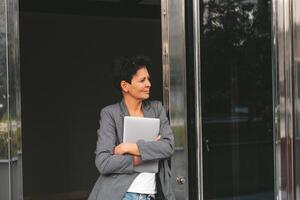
[114,135,161,155]
[114,143,129,155]
[154,135,161,141]
[133,156,142,166]
[114,143,140,155]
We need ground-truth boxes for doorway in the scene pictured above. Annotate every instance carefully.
[19,1,164,199]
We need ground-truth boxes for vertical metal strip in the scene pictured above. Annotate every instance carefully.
[292,0,300,197]
[162,0,189,199]
[192,0,203,200]
[4,0,11,199]
[5,0,22,198]
[287,0,295,195]
[161,0,170,112]
[274,0,295,199]
[271,0,280,198]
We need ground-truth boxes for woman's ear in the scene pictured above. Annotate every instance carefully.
[120,80,129,92]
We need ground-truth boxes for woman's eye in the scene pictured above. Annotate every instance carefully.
[139,77,150,83]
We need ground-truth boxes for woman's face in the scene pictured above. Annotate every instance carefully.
[122,66,151,101]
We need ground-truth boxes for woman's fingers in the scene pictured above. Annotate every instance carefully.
[133,156,142,166]
[114,143,126,155]
[154,135,161,141]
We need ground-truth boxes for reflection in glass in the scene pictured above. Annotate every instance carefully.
[7,0,23,199]
[200,0,274,199]
[0,1,11,200]
[0,0,22,199]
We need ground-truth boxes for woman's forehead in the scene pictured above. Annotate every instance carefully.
[134,67,149,76]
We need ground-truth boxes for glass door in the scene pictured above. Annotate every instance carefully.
[195,0,275,199]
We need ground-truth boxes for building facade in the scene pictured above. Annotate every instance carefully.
[0,0,299,199]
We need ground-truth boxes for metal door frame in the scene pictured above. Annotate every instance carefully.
[273,0,298,199]
[161,0,189,199]
[192,0,202,199]
[0,0,22,199]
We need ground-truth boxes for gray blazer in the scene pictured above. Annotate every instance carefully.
[88,100,176,200]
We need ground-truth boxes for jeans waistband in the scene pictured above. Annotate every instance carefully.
[123,192,155,200]
[137,193,155,200]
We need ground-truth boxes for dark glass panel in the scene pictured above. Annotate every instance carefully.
[200,0,274,199]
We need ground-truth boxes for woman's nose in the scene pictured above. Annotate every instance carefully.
[146,79,151,87]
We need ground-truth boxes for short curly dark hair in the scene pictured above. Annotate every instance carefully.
[111,55,152,91]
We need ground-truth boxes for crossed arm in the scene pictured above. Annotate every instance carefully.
[113,135,161,166]
[95,103,174,175]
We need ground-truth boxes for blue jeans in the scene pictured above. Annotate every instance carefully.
[122,192,154,200]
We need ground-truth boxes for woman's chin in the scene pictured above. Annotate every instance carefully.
[142,94,150,100]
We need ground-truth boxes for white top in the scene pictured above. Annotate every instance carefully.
[127,173,156,194]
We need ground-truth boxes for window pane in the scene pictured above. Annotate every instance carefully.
[200,0,274,199]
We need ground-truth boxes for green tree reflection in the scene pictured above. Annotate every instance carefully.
[201,0,271,121]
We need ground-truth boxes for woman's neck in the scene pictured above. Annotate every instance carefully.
[123,96,143,117]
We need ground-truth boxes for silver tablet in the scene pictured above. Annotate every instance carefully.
[123,116,160,173]
[123,116,160,142]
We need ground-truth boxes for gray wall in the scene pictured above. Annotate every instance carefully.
[0,157,22,200]
[0,162,9,200]
[20,12,162,197]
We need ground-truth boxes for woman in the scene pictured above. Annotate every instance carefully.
[88,55,175,200]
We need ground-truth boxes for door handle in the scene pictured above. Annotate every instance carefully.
[204,138,210,152]
[176,176,186,184]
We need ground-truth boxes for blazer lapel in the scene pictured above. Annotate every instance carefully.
[117,100,129,143]
[120,100,129,116]
[142,101,153,118]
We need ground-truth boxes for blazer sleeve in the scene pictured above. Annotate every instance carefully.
[95,108,134,174]
[136,101,175,161]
